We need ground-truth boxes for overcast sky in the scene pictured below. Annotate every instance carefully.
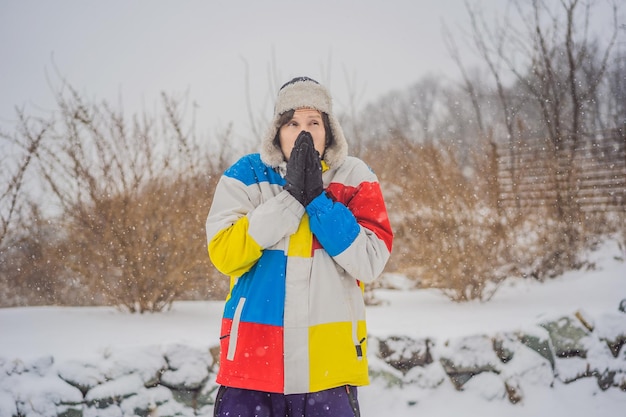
[0,0,620,140]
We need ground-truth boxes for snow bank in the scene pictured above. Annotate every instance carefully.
[0,240,624,416]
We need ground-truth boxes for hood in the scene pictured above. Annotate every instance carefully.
[260,77,348,169]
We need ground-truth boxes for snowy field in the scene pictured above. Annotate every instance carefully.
[1,240,625,416]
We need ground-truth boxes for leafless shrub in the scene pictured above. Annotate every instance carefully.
[363,126,623,300]
[365,135,514,301]
[52,174,225,312]
[2,81,230,311]
[0,111,49,247]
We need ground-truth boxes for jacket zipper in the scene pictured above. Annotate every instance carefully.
[346,385,361,417]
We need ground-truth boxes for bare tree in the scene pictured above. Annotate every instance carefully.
[16,80,230,312]
[0,111,49,247]
[352,76,445,149]
[443,21,487,139]
[405,75,442,143]
[338,67,368,157]
[449,0,620,274]
[515,0,617,269]
[448,1,533,212]
[604,46,626,135]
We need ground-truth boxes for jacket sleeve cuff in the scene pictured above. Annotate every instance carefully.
[306,192,360,256]
[247,190,305,248]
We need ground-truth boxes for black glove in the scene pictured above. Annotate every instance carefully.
[303,144,323,206]
[283,131,311,205]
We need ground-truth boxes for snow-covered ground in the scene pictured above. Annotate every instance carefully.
[1,240,625,416]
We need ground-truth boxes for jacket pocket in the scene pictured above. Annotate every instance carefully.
[226,297,246,361]
[342,277,365,360]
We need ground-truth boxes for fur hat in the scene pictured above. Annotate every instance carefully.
[260,77,348,169]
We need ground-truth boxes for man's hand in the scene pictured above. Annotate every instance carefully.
[283,131,311,205]
[303,144,323,206]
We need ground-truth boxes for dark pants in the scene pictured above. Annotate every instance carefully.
[213,385,361,417]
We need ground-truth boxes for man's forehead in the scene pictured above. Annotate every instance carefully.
[293,108,322,118]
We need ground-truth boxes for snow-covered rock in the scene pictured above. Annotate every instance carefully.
[0,344,217,417]
[369,310,626,406]
[0,312,624,416]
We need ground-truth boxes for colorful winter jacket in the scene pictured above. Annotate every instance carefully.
[206,153,393,394]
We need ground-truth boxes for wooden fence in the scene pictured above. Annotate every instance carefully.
[497,131,626,213]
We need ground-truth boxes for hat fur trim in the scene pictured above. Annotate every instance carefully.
[260,78,348,169]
